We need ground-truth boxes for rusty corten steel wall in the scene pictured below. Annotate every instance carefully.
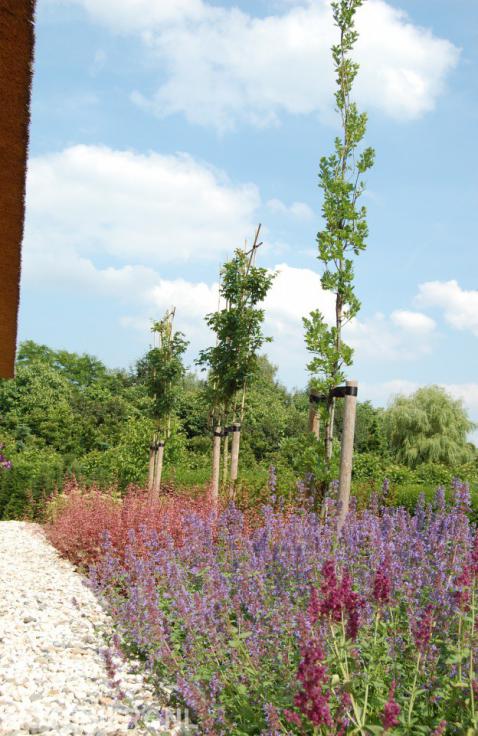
[0,0,36,378]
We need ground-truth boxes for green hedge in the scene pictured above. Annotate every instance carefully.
[0,445,65,520]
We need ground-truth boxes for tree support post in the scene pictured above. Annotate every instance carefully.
[148,441,157,491]
[337,381,358,533]
[152,440,165,498]
[222,427,230,487]
[229,423,241,491]
[211,426,222,506]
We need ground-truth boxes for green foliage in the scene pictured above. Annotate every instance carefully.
[0,363,78,454]
[197,248,275,415]
[334,399,386,453]
[384,385,475,468]
[3,339,478,521]
[0,440,64,520]
[137,317,188,431]
[303,0,374,399]
[17,340,109,387]
[242,357,307,461]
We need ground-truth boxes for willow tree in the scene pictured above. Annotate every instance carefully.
[139,309,188,495]
[303,0,374,465]
[384,386,475,468]
[197,226,275,499]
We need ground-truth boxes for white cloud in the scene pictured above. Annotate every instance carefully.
[361,379,420,407]
[416,280,478,336]
[345,310,436,361]
[51,0,206,30]
[266,198,314,220]
[55,0,459,130]
[23,218,438,374]
[25,145,260,264]
[364,379,478,417]
[390,309,436,333]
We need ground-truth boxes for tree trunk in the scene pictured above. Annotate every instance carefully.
[337,381,358,533]
[325,396,336,461]
[222,430,230,487]
[211,426,221,506]
[0,0,36,378]
[148,441,156,491]
[308,393,321,439]
[152,441,164,498]
[229,423,241,493]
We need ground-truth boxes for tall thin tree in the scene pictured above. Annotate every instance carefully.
[138,309,188,496]
[197,226,275,498]
[303,0,374,464]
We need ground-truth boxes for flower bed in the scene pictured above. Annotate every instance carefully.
[48,480,471,734]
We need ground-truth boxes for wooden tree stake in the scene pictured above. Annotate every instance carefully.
[152,441,165,498]
[148,440,157,491]
[229,423,241,491]
[211,426,222,506]
[337,381,358,533]
[222,430,229,487]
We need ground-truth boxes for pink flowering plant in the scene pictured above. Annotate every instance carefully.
[84,481,478,734]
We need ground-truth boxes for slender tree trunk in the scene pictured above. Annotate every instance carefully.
[229,423,241,493]
[222,429,230,487]
[211,426,221,506]
[325,397,335,461]
[308,394,321,440]
[337,381,358,533]
[326,292,343,459]
[152,441,164,498]
[148,440,156,491]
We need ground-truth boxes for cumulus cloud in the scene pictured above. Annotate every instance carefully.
[54,0,459,130]
[390,309,436,333]
[266,198,314,220]
[363,379,478,416]
[22,143,443,383]
[25,145,260,264]
[345,309,436,362]
[416,280,478,336]
[23,249,436,385]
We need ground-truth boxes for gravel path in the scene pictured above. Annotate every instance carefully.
[0,521,186,736]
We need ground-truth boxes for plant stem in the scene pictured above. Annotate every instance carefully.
[458,614,463,683]
[329,623,364,734]
[407,652,421,726]
[362,611,380,726]
[470,584,476,722]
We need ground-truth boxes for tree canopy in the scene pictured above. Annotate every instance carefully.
[384,386,475,468]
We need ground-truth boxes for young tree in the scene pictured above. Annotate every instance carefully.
[384,386,476,468]
[303,0,374,464]
[197,226,275,499]
[138,309,188,495]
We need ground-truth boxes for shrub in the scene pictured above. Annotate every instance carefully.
[44,479,217,567]
[0,442,65,520]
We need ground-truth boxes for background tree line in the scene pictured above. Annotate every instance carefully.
[0,339,477,519]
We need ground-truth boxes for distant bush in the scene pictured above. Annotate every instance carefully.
[0,440,65,520]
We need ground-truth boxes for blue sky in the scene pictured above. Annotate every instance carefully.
[21,0,478,428]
